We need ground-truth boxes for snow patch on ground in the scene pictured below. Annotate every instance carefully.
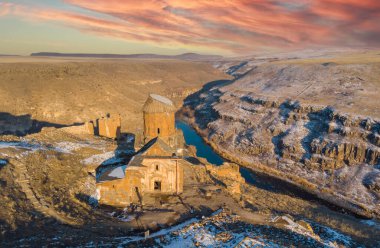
[54,142,96,153]
[0,141,47,158]
[81,151,120,165]
[235,237,271,247]
[124,211,353,247]
[361,219,380,230]
[0,141,43,151]
[117,215,135,222]
[305,220,352,247]
[113,217,199,246]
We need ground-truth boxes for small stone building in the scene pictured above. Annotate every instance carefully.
[96,94,184,207]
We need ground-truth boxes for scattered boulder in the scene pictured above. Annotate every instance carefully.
[271,214,294,226]
[297,220,314,233]
[272,215,316,236]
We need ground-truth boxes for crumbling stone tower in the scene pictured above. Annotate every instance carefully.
[84,114,121,139]
[143,94,177,144]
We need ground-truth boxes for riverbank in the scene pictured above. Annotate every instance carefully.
[175,115,380,245]
[178,114,376,217]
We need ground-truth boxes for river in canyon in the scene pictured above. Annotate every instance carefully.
[175,120,380,216]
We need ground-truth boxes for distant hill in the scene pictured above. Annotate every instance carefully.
[0,54,20,56]
[30,52,223,61]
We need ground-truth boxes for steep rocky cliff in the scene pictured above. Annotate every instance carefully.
[182,50,380,217]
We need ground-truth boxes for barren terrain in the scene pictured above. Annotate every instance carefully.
[0,56,228,138]
[181,50,380,219]
[1,126,379,246]
[1,53,380,246]
[213,50,380,118]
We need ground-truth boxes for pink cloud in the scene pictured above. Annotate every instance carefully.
[3,0,380,54]
[0,2,13,16]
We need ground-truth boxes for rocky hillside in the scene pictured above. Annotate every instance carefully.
[213,50,380,119]
[3,126,378,245]
[182,50,380,217]
[0,57,228,136]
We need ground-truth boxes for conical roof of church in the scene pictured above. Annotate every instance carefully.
[143,94,176,113]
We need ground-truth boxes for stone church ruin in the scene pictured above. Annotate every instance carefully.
[96,94,185,207]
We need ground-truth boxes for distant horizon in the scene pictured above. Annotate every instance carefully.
[1,47,378,59]
[0,51,224,58]
[1,0,380,56]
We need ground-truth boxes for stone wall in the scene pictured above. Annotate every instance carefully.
[142,158,183,194]
[85,114,121,139]
[143,112,175,142]
[97,158,183,207]
[205,163,245,197]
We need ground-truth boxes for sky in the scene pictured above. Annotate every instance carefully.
[0,0,380,56]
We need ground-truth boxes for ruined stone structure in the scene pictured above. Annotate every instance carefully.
[143,94,184,148]
[85,114,121,139]
[205,163,245,198]
[96,94,184,207]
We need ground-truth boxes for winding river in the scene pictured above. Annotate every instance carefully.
[177,120,279,191]
[176,120,380,216]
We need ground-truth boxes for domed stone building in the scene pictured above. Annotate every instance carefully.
[142,94,185,155]
[96,94,184,207]
[143,94,176,141]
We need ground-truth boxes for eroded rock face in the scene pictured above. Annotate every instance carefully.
[206,93,380,170]
[181,73,380,215]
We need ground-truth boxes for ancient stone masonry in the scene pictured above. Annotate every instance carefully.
[85,114,121,139]
[142,94,184,148]
[97,156,184,206]
[205,163,245,198]
[96,94,184,207]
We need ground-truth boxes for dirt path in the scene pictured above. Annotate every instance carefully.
[10,158,80,226]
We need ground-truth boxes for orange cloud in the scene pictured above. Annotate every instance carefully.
[3,0,380,54]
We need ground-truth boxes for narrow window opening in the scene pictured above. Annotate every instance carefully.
[156,164,159,171]
[154,181,161,191]
[157,128,160,135]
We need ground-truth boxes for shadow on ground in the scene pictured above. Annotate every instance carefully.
[0,112,83,136]
[94,132,136,179]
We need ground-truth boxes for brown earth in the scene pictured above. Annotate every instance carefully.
[1,53,380,246]
[1,127,379,246]
[0,56,229,138]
